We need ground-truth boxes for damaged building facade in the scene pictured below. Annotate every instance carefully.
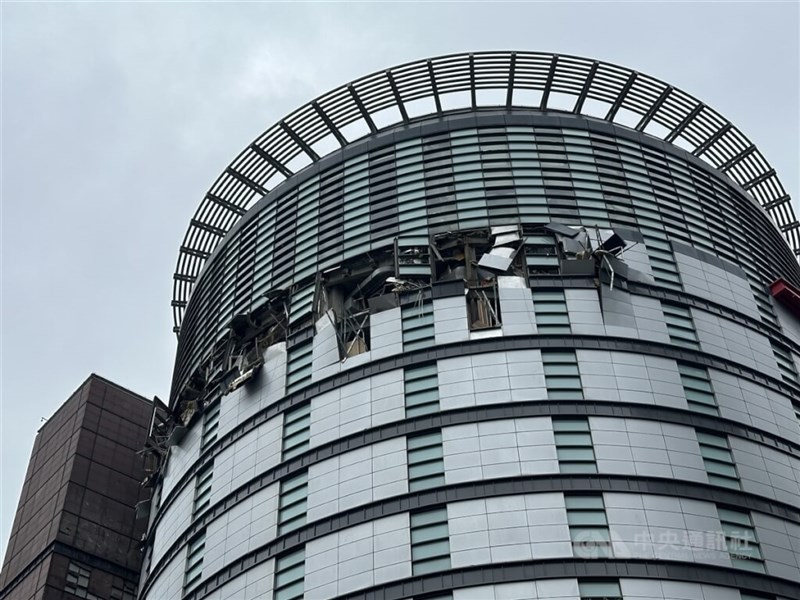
[139,52,800,600]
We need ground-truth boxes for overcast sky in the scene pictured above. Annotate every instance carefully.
[1,1,798,562]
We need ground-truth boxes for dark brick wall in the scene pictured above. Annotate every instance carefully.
[0,376,152,600]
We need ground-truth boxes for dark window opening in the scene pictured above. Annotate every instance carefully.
[315,250,395,359]
[430,226,525,330]
[395,236,433,283]
[466,284,502,330]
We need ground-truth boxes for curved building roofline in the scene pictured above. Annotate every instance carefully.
[171,50,798,333]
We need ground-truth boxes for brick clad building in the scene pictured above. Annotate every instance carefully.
[0,375,151,600]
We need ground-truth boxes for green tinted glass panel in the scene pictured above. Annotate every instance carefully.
[553,419,591,432]
[567,511,608,526]
[560,462,598,473]
[412,556,452,575]
[555,432,593,446]
[700,444,733,462]
[579,581,622,599]
[408,432,443,449]
[411,539,451,560]
[409,474,446,491]
[409,460,445,479]
[565,495,604,510]
[558,447,595,461]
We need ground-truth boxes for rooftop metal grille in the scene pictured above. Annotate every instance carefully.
[171,51,799,333]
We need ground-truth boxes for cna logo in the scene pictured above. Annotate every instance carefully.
[570,528,616,559]
[570,527,752,562]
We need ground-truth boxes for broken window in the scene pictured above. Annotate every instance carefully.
[523,231,561,278]
[431,226,524,283]
[141,395,181,478]
[315,250,395,359]
[214,288,290,398]
[430,226,524,330]
[522,222,630,285]
[466,284,502,330]
[394,236,432,282]
[525,223,590,276]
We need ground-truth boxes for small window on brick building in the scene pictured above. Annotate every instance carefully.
[110,581,137,600]
[65,561,101,600]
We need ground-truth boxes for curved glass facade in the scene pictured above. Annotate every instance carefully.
[143,63,800,600]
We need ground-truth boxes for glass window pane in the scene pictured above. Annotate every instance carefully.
[537,314,570,324]
[412,556,452,575]
[409,474,446,491]
[579,581,621,598]
[553,419,590,431]
[279,486,307,508]
[409,459,446,480]
[705,461,737,477]
[406,403,439,418]
[411,523,450,545]
[546,375,582,388]
[569,527,611,541]
[555,432,593,446]
[411,539,450,560]
[708,474,741,489]
[700,446,733,463]
[558,447,595,461]
[406,389,440,406]
[408,445,444,463]
[274,563,304,588]
[567,512,608,526]
[689,401,719,416]
[405,378,438,394]
[543,351,578,363]
[560,461,598,474]
[408,432,443,449]
[274,580,304,600]
[565,495,604,510]
[730,558,765,573]
[279,500,307,521]
[697,432,728,448]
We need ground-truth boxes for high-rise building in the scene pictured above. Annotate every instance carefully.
[140,52,800,600]
[0,375,151,600]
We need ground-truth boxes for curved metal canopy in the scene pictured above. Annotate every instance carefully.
[171,51,799,333]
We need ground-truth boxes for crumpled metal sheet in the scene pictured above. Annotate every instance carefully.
[478,246,517,272]
[491,225,521,247]
[596,229,626,254]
